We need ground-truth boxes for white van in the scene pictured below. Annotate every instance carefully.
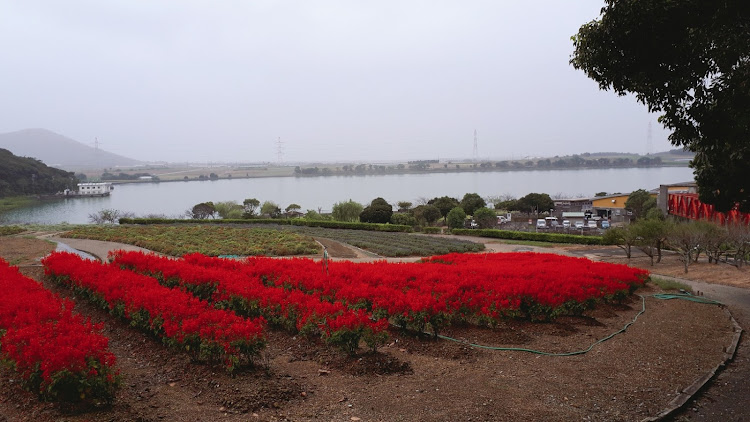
[536,219,547,229]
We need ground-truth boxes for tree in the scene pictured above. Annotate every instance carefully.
[359,198,393,224]
[494,199,518,211]
[413,204,441,226]
[571,2,750,212]
[88,209,134,224]
[603,225,638,259]
[191,202,216,219]
[632,218,672,266]
[242,198,260,218]
[331,200,363,222]
[260,201,281,218]
[370,197,390,207]
[285,203,301,213]
[473,207,497,229]
[624,189,656,220]
[428,196,459,220]
[390,213,417,227]
[668,223,704,273]
[305,209,329,220]
[516,193,554,215]
[397,201,413,211]
[214,200,243,219]
[446,206,467,229]
[460,193,486,216]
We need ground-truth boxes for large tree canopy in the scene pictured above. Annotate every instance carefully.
[571,1,750,212]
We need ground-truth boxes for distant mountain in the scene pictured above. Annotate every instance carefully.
[0,129,142,169]
[0,148,78,197]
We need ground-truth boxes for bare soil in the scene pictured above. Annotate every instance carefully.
[0,236,740,421]
[564,244,750,289]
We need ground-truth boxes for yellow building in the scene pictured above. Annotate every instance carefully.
[592,192,657,221]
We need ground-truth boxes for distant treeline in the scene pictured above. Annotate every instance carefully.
[101,172,160,181]
[294,155,666,176]
[0,148,78,197]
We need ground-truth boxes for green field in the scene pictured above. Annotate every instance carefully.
[64,224,485,257]
[267,224,485,256]
[63,225,321,257]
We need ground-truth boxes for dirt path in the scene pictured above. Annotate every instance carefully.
[36,233,153,262]
[560,245,750,422]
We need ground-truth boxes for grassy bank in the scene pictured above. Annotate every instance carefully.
[0,196,38,214]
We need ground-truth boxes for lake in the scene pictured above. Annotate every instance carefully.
[1,166,694,224]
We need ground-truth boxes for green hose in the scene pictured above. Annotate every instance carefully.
[434,292,723,356]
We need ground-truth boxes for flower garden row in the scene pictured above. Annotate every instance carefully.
[3,251,647,403]
[108,250,648,350]
[0,259,119,403]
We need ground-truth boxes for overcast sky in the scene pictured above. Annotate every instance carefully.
[0,1,675,163]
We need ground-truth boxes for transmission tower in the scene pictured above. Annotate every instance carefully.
[646,122,653,155]
[275,137,284,163]
[473,129,478,161]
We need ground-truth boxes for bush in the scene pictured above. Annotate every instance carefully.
[331,200,364,222]
[391,213,417,226]
[446,207,466,229]
[118,218,413,233]
[360,205,393,224]
[472,207,497,229]
[451,229,603,245]
[422,226,442,234]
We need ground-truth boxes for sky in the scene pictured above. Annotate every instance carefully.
[0,1,675,164]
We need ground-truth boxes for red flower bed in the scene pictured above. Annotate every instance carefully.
[187,252,647,325]
[114,251,647,340]
[0,258,119,403]
[110,251,390,354]
[42,252,266,371]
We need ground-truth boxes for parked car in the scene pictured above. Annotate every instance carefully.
[601,220,610,229]
[536,219,547,229]
[574,221,584,229]
[587,220,598,229]
[562,220,571,229]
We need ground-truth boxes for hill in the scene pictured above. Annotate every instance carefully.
[0,129,142,169]
[0,148,78,197]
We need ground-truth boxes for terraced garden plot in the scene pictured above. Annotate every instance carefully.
[272,225,485,256]
[63,225,320,257]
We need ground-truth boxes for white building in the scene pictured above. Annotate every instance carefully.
[77,182,114,196]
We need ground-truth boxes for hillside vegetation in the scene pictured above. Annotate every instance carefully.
[0,148,78,197]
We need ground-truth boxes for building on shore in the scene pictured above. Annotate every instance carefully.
[74,182,114,196]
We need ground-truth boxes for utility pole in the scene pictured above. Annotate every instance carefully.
[276,137,284,163]
[473,129,478,161]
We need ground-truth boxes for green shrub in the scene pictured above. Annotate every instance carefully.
[391,213,417,227]
[421,227,442,234]
[0,226,25,236]
[118,217,412,233]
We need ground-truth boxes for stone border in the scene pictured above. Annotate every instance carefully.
[641,307,743,422]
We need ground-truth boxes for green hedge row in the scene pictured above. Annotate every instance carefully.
[118,218,413,233]
[450,229,603,245]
